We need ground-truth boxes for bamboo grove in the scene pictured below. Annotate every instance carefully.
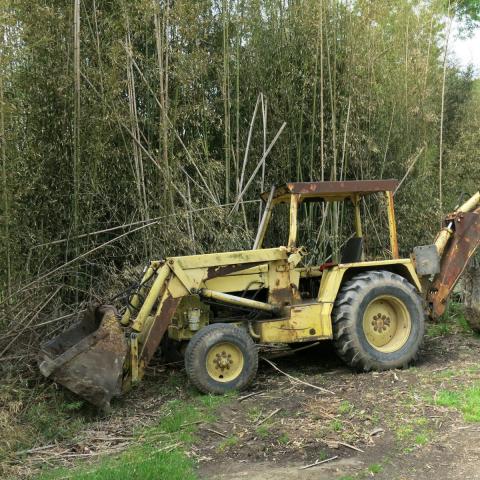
[1,0,480,350]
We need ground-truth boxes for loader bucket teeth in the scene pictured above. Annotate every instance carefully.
[38,305,128,409]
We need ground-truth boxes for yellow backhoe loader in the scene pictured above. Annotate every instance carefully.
[38,180,480,408]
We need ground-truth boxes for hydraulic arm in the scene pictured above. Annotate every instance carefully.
[416,192,480,319]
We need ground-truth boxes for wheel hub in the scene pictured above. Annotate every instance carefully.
[206,342,244,382]
[213,351,233,371]
[371,313,391,332]
[362,295,412,353]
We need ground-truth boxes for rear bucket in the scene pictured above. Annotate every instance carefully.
[38,305,128,408]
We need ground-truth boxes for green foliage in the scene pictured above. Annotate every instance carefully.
[330,419,343,432]
[36,385,234,479]
[218,435,239,451]
[453,0,480,23]
[427,301,475,336]
[39,446,197,480]
[255,425,271,439]
[338,400,353,415]
[435,383,480,421]
[368,463,383,474]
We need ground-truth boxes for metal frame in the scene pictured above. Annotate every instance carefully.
[258,179,399,259]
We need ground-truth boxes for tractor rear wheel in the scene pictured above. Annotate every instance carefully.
[185,323,258,394]
[332,271,425,371]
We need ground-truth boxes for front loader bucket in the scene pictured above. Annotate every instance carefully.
[38,305,128,408]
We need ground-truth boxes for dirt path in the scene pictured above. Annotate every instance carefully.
[196,332,480,480]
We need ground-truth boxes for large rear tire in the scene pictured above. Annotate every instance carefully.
[333,271,425,371]
[185,323,258,394]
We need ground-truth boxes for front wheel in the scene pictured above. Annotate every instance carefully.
[333,271,425,371]
[185,323,258,394]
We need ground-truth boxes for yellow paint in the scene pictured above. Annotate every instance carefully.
[257,302,331,343]
[206,342,244,382]
[362,295,411,353]
[121,261,161,326]
[386,191,399,259]
[168,296,210,341]
[205,273,267,293]
[457,191,480,213]
[288,195,299,247]
[175,247,287,269]
[200,288,277,312]
[131,264,171,332]
[130,334,139,384]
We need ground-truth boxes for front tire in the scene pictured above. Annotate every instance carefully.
[185,323,258,394]
[333,271,425,371]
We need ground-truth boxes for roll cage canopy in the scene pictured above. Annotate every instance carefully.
[261,179,399,204]
[255,179,399,259]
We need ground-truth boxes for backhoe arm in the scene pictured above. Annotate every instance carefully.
[427,193,480,319]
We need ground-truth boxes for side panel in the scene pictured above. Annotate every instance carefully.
[315,259,422,336]
[257,303,331,342]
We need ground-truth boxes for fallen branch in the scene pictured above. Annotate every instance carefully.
[16,444,56,455]
[202,428,227,438]
[261,357,335,395]
[180,420,204,428]
[238,391,263,402]
[257,408,282,426]
[299,455,338,470]
[337,441,364,453]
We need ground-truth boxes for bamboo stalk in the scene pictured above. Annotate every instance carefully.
[73,0,81,302]
[223,0,231,203]
[439,5,453,214]
[258,93,268,223]
[230,122,287,214]
[154,6,173,211]
[319,0,325,182]
[0,54,11,298]
[238,94,261,199]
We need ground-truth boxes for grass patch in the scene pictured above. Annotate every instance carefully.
[368,463,383,474]
[330,419,343,432]
[39,446,196,480]
[36,390,236,479]
[277,432,289,445]
[429,301,476,337]
[0,378,98,473]
[338,400,353,415]
[414,433,429,446]
[395,424,414,441]
[246,406,261,423]
[256,425,270,439]
[435,383,480,422]
[218,435,239,452]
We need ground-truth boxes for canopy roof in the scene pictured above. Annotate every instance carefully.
[261,179,398,203]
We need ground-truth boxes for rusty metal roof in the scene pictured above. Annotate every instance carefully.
[262,179,398,202]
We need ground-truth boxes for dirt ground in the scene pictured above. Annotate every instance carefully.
[194,333,480,480]
[6,327,480,479]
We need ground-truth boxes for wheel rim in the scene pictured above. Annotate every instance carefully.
[362,295,412,353]
[206,342,244,382]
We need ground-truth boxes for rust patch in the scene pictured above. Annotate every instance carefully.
[270,286,293,305]
[141,295,180,363]
[38,305,128,408]
[262,179,398,201]
[206,262,264,280]
[429,209,480,318]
